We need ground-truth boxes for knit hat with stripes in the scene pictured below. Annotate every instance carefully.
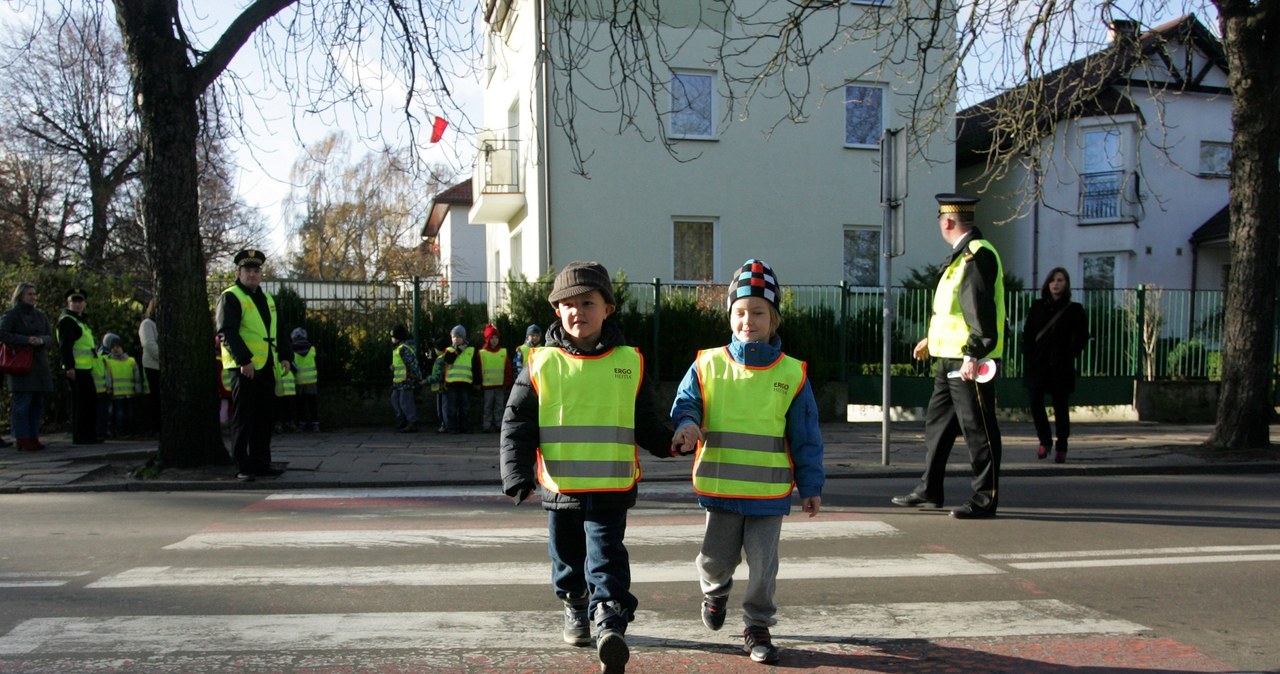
[726,259,780,311]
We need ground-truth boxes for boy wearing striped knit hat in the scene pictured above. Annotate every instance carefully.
[670,259,825,665]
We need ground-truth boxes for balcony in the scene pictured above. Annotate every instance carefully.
[1079,170,1124,221]
[469,137,525,225]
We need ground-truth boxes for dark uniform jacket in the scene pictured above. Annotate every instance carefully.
[214,281,291,369]
[499,320,674,511]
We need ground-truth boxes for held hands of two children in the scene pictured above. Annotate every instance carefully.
[670,423,702,457]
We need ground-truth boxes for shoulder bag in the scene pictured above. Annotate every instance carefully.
[0,343,33,376]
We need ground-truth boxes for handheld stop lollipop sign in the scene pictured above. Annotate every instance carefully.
[946,357,997,383]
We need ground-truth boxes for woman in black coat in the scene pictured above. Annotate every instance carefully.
[0,282,56,451]
[1022,268,1090,463]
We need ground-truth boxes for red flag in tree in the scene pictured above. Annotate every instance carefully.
[430,116,448,143]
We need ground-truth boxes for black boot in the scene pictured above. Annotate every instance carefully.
[594,601,630,674]
[561,593,590,646]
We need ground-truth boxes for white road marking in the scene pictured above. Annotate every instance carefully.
[163,519,899,550]
[0,572,89,588]
[0,600,1143,655]
[984,544,1280,560]
[1008,553,1280,570]
[261,484,697,500]
[86,553,999,588]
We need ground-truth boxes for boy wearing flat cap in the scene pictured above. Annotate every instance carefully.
[58,287,102,444]
[215,249,292,481]
[892,193,1005,519]
[500,261,676,674]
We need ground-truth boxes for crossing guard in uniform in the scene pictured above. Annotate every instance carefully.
[215,249,291,482]
[499,261,676,674]
[57,287,100,444]
[892,194,1005,519]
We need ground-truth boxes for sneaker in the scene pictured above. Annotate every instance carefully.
[596,628,628,673]
[701,594,727,631]
[743,626,779,664]
[562,596,591,647]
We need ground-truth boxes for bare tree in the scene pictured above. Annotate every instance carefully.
[0,5,140,270]
[0,136,81,265]
[285,132,451,282]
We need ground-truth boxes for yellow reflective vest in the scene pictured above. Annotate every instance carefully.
[927,238,1005,359]
[219,285,277,370]
[391,344,412,384]
[530,346,642,494]
[691,347,805,499]
[444,346,475,384]
[275,361,296,397]
[479,347,507,387]
[293,349,317,386]
[105,356,144,398]
[62,313,97,370]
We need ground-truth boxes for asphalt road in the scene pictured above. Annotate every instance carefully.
[1,472,1277,673]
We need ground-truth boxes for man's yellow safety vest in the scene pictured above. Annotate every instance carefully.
[691,347,805,499]
[219,284,277,370]
[530,347,642,494]
[927,238,1005,359]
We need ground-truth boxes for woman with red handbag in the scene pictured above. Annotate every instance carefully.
[0,283,55,451]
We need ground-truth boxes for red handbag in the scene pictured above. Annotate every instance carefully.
[0,343,33,376]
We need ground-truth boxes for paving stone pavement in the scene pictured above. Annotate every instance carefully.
[1,421,1278,493]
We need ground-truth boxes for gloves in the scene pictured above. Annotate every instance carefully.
[512,485,533,506]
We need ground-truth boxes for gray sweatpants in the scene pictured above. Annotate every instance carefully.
[696,510,783,628]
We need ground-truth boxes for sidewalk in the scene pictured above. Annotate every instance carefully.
[2,421,1278,493]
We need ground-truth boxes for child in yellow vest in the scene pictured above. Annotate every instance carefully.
[670,259,825,666]
[102,333,147,437]
[500,261,676,674]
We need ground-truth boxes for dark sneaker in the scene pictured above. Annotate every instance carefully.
[596,628,628,673]
[562,596,591,647]
[742,626,779,664]
[701,594,728,631]
[890,492,942,508]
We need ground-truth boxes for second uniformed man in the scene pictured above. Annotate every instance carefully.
[892,194,1005,519]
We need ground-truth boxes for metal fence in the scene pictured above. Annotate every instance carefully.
[230,278,1249,393]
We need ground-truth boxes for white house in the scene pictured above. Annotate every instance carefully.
[956,15,1233,292]
[422,178,489,302]
[469,0,959,306]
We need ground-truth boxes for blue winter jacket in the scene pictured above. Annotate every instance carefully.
[669,335,825,516]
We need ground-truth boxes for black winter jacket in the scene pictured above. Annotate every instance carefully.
[499,319,674,511]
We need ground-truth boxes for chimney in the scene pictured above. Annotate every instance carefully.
[1107,19,1142,46]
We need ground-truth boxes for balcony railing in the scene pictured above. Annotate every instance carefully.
[470,136,525,224]
[1079,170,1124,220]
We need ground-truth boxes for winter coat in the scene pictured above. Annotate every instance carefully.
[0,302,56,393]
[499,319,674,511]
[670,335,825,516]
[1021,296,1090,394]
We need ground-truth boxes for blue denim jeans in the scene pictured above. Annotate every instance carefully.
[444,385,470,432]
[547,508,636,619]
[10,391,44,439]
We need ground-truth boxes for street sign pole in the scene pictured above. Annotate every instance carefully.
[880,128,907,466]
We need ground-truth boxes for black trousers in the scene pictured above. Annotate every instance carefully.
[144,367,161,433]
[1027,385,1070,447]
[69,369,98,444]
[915,358,1002,510]
[230,367,276,473]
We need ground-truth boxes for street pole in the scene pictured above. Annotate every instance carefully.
[880,128,907,465]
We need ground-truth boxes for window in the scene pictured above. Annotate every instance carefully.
[673,219,715,282]
[1199,141,1231,177]
[843,227,881,287]
[1082,254,1119,289]
[670,71,714,139]
[844,84,883,147]
[1080,128,1124,220]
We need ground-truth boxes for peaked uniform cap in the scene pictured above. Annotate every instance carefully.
[935,193,980,215]
[234,249,267,267]
[726,259,781,310]
[65,287,88,300]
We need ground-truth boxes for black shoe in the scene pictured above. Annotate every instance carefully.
[743,626,779,664]
[397,423,418,434]
[254,467,285,477]
[950,501,997,519]
[562,596,591,647]
[702,594,728,631]
[596,629,628,674]
[236,471,256,482]
[1054,438,1068,463]
[891,492,942,508]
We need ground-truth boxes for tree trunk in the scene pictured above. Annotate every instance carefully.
[114,0,229,468]
[1209,4,1280,450]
